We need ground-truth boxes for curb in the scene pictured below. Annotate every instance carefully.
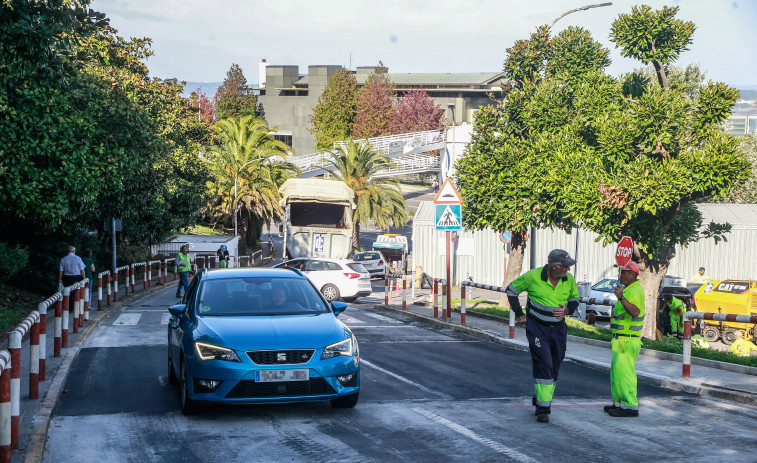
[22,281,176,463]
[374,303,757,407]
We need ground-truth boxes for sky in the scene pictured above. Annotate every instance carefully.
[91,0,757,88]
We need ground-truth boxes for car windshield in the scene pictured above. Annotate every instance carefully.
[593,279,616,292]
[195,277,329,316]
[354,252,381,261]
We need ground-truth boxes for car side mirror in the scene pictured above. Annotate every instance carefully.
[331,301,347,316]
[168,304,186,318]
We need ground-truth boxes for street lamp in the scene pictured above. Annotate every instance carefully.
[548,3,612,30]
[233,159,258,238]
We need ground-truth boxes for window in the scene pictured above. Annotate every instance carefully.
[274,134,293,147]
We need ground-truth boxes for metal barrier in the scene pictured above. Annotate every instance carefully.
[0,350,10,463]
[683,312,757,377]
[113,265,130,301]
[9,311,40,449]
[432,278,449,320]
[252,250,263,266]
[461,281,512,333]
[97,270,111,310]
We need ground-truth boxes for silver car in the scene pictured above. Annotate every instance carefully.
[586,278,618,317]
[352,251,387,279]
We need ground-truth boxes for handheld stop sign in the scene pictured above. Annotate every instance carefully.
[615,236,634,267]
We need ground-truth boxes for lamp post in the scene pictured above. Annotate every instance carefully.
[233,159,258,239]
[548,3,612,30]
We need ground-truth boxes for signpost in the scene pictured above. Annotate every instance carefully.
[615,236,634,267]
[434,178,462,312]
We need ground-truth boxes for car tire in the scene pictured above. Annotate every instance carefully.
[330,391,359,409]
[168,347,178,386]
[321,284,340,302]
[702,326,720,343]
[180,357,200,415]
[342,297,358,303]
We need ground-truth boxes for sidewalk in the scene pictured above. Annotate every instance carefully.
[375,288,757,407]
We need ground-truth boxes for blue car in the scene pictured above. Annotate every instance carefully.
[167,267,360,415]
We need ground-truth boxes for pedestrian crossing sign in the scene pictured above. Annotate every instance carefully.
[435,204,462,231]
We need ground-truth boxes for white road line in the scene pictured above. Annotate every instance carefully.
[113,313,142,326]
[361,360,452,399]
[340,316,365,324]
[411,408,539,463]
[362,312,402,323]
[161,313,172,325]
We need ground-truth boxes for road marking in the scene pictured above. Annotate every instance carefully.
[411,408,539,463]
[161,313,172,325]
[361,360,452,399]
[362,312,402,323]
[340,316,365,324]
[113,313,142,325]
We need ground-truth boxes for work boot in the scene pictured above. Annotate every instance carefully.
[608,408,638,417]
[536,413,549,423]
[603,405,619,413]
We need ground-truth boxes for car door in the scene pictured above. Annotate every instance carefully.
[169,275,199,364]
[302,259,331,290]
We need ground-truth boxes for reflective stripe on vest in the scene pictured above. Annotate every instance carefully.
[611,280,645,336]
[178,253,191,273]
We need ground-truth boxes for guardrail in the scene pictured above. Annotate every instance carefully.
[461,281,513,333]
[384,274,408,308]
[683,312,757,377]
[433,278,450,321]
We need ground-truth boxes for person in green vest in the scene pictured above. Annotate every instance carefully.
[691,333,710,349]
[175,244,192,298]
[729,330,757,357]
[659,294,685,339]
[605,260,645,418]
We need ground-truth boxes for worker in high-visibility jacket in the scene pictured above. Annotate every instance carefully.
[605,260,645,418]
[691,333,710,349]
[175,244,192,298]
[659,294,685,339]
[730,331,757,357]
[506,249,579,423]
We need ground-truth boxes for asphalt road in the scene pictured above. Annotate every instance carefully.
[44,286,757,463]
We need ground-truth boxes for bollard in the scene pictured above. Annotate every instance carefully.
[83,280,89,324]
[148,262,153,288]
[98,275,103,311]
[130,265,135,293]
[446,281,451,319]
[460,282,466,325]
[509,308,515,339]
[384,278,389,305]
[411,270,415,298]
[54,297,62,357]
[36,302,47,381]
[29,317,39,399]
[7,328,17,450]
[402,275,407,310]
[72,286,80,334]
[106,273,112,306]
[61,288,69,348]
[441,284,447,321]
[682,319,692,378]
[0,350,10,463]
[113,269,118,302]
[433,279,439,318]
[142,263,147,289]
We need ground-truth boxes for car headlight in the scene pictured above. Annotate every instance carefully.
[321,337,354,360]
[195,342,241,362]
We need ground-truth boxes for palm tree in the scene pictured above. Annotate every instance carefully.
[325,141,407,252]
[207,115,299,246]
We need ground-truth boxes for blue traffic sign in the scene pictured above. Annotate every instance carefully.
[435,204,462,231]
[499,231,512,243]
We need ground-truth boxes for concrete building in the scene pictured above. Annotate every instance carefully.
[257,62,506,156]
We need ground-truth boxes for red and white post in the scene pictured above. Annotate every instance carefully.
[433,279,439,318]
[106,273,112,306]
[29,315,40,399]
[0,351,10,463]
[441,282,447,321]
[54,296,62,357]
[130,265,135,293]
[384,278,389,305]
[97,274,103,311]
[36,300,49,380]
[83,280,89,324]
[460,282,467,325]
[682,319,692,378]
[61,287,69,348]
[402,275,407,310]
[113,269,119,302]
[72,286,80,334]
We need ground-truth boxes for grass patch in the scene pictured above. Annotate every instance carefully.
[0,287,43,335]
[180,225,226,235]
[455,298,757,368]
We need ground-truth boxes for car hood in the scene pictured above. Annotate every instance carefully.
[194,313,350,351]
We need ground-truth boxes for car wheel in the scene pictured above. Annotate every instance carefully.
[330,391,359,408]
[180,357,200,415]
[168,347,178,386]
[702,326,720,343]
[342,297,358,303]
[722,329,738,346]
[321,284,340,302]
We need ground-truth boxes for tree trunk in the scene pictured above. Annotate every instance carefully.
[351,221,360,256]
[652,60,670,90]
[499,230,528,308]
[637,245,675,339]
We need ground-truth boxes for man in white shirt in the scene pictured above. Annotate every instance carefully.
[59,246,86,287]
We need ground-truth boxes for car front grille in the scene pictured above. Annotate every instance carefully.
[246,349,315,365]
[225,377,335,398]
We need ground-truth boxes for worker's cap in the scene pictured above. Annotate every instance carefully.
[618,261,640,275]
[547,249,576,267]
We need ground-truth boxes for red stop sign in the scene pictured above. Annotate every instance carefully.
[615,236,634,267]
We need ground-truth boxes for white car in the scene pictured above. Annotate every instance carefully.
[585,278,618,317]
[352,251,387,279]
[274,258,372,302]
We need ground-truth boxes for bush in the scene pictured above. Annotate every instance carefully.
[0,242,29,283]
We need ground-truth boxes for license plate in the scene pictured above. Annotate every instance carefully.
[255,369,309,382]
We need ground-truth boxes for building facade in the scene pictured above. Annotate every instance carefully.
[257,62,506,156]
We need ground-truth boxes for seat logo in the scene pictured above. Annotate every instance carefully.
[277,352,287,362]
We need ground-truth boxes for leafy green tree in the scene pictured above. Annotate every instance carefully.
[721,133,757,203]
[207,116,298,246]
[353,69,395,139]
[214,63,259,121]
[309,69,358,151]
[324,141,407,252]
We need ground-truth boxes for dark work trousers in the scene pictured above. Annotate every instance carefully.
[62,274,83,312]
[526,319,568,414]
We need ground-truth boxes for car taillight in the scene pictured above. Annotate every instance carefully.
[378,260,384,265]
[344,272,361,279]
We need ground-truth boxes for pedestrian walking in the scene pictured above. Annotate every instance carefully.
[81,248,96,301]
[659,294,685,339]
[59,246,86,312]
[605,260,645,417]
[506,249,579,423]
[175,244,192,298]
[431,179,438,194]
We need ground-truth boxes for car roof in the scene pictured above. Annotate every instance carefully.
[201,267,305,280]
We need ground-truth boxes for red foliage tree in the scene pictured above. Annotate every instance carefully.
[352,70,395,139]
[389,90,447,133]
[189,88,215,125]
